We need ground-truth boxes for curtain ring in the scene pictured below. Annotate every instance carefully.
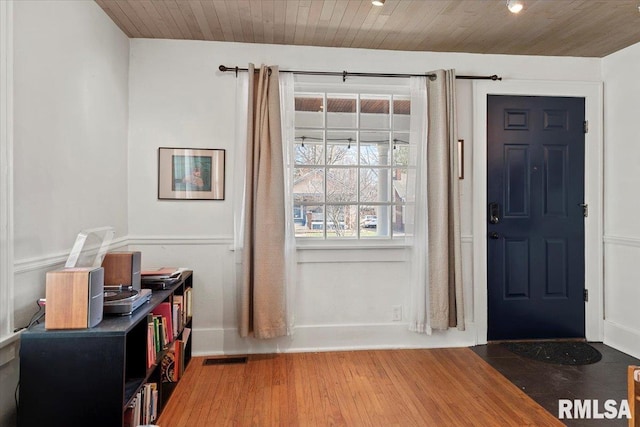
[235,66,238,77]
[342,71,347,82]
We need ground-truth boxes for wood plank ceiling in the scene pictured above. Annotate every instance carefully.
[95,0,640,58]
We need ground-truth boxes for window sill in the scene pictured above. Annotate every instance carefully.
[296,241,409,264]
[295,240,409,251]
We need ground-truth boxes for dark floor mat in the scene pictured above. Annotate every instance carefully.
[503,341,602,365]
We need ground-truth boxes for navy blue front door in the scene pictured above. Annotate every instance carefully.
[487,95,585,340]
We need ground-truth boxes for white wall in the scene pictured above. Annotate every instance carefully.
[1,1,130,426]
[602,41,640,359]
[127,39,601,356]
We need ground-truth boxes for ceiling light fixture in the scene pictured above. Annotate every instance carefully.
[372,0,385,6]
[507,0,524,14]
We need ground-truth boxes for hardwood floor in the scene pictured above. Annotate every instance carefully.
[158,348,562,426]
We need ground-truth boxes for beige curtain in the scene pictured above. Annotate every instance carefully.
[239,64,288,339]
[426,69,464,331]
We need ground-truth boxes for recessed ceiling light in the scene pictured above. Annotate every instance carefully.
[507,0,524,13]
[372,0,385,6]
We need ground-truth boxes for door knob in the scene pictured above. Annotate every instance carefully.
[488,202,500,224]
[489,232,499,239]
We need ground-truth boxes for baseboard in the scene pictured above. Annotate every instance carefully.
[603,320,640,359]
[192,322,477,356]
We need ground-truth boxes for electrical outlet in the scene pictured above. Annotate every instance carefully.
[392,305,402,321]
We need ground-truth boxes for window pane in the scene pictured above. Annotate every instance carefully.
[392,132,410,166]
[326,168,357,203]
[295,93,324,128]
[392,203,407,238]
[295,129,324,165]
[359,206,377,237]
[295,205,324,238]
[360,131,390,166]
[360,95,390,130]
[360,205,390,238]
[392,167,408,203]
[360,168,391,203]
[326,205,357,238]
[327,95,356,128]
[294,168,324,204]
[393,97,411,131]
[326,130,357,166]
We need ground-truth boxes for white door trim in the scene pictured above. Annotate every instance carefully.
[472,80,604,344]
[0,0,14,341]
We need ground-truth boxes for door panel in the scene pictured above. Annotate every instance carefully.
[504,145,530,216]
[504,238,529,298]
[487,95,585,340]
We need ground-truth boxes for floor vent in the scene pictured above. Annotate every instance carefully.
[203,356,248,366]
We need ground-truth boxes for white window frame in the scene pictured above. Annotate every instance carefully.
[293,80,412,247]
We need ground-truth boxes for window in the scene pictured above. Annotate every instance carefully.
[292,84,411,240]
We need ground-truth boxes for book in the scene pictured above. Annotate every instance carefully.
[184,287,193,320]
[173,340,181,381]
[160,347,177,383]
[151,386,158,422]
[172,300,180,338]
[133,391,142,426]
[146,314,156,368]
[124,394,139,427]
[173,295,184,331]
[152,315,161,353]
[152,302,174,343]
[178,327,192,377]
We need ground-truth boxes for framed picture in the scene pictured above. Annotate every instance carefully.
[158,147,225,200]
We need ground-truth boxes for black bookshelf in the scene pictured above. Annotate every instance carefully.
[18,271,193,427]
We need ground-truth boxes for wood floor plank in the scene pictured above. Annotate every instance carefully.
[157,348,563,426]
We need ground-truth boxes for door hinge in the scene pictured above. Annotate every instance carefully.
[583,289,589,302]
[583,120,589,133]
[579,203,588,217]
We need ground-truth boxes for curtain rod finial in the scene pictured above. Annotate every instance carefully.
[219,65,227,72]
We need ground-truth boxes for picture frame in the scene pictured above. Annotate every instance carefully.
[158,147,225,200]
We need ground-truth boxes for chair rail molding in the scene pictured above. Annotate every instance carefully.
[14,237,128,274]
[603,235,640,248]
[127,235,234,246]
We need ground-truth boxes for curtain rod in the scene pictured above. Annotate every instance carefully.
[218,65,501,82]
